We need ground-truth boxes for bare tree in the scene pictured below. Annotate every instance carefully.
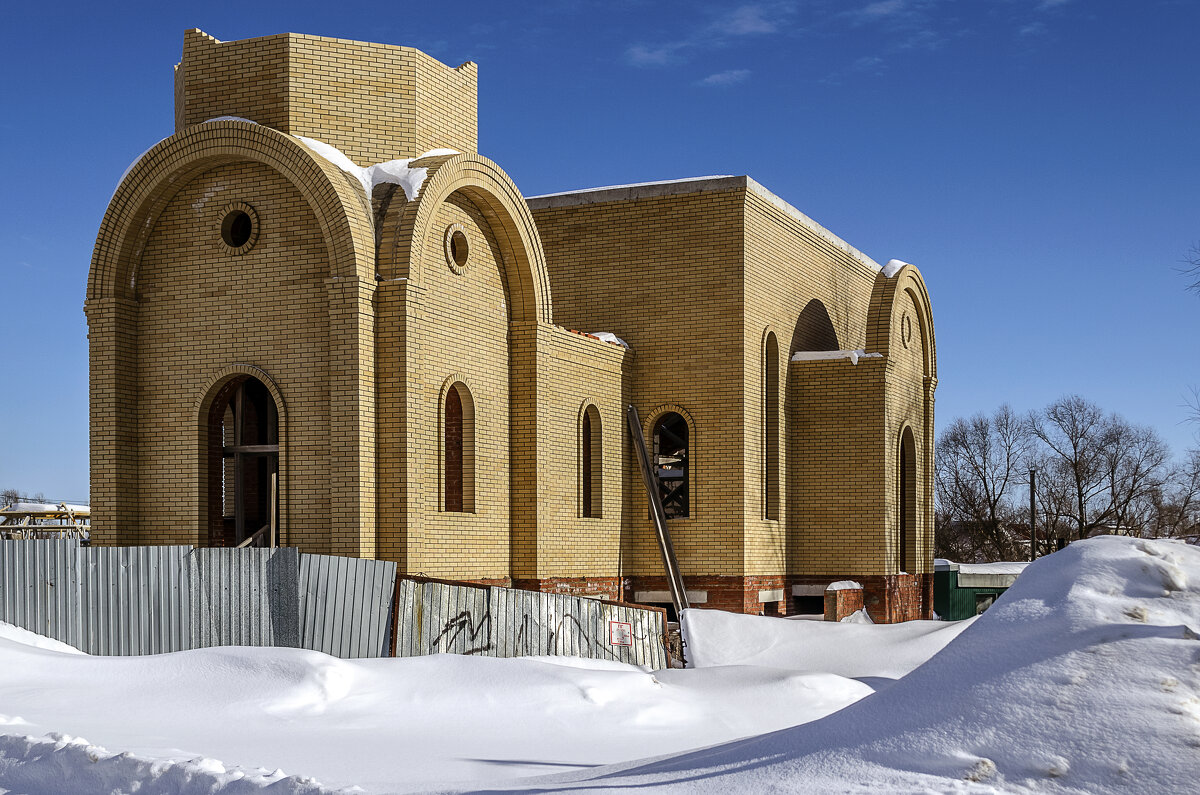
[1180,242,1200,296]
[1027,395,1114,540]
[1027,447,1078,552]
[1102,418,1170,534]
[1144,450,1200,540]
[935,405,1032,561]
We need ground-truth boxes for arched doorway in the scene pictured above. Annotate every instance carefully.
[206,376,279,547]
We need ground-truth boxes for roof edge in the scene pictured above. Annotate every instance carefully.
[525,174,883,273]
[743,177,882,273]
[525,175,744,208]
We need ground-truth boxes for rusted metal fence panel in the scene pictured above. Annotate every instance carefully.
[79,545,191,656]
[187,547,299,649]
[0,538,81,648]
[394,578,668,668]
[298,553,396,658]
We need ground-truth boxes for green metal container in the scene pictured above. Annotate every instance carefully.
[933,559,1027,621]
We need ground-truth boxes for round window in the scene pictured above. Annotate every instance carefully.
[222,211,252,248]
[217,202,259,255]
[444,224,470,273]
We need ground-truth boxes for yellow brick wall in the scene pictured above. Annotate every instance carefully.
[531,187,748,580]
[882,284,935,575]
[788,357,888,573]
[742,189,882,576]
[91,31,938,601]
[398,197,512,579]
[128,160,334,550]
[176,29,477,165]
[522,326,628,579]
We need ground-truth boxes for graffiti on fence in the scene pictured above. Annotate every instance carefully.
[431,609,493,655]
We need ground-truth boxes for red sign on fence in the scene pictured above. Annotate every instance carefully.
[609,620,633,646]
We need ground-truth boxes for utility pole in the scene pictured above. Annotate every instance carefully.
[1029,468,1038,562]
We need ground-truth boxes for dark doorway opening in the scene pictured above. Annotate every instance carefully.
[207,376,279,547]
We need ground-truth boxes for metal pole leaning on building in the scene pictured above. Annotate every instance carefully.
[627,405,690,616]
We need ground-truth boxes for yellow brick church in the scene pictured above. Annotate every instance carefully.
[86,30,937,621]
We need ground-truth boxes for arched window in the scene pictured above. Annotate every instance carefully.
[443,382,475,512]
[899,427,916,573]
[581,405,602,518]
[653,412,689,519]
[791,298,840,354]
[763,332,779,520]
[206,375,279,547]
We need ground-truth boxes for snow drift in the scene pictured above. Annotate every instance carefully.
[683,608,972,680]
[0,628,867,793]
[522,536,1200,792]
[3,535,1197,793]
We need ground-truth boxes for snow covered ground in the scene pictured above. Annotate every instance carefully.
[1,535,1198,793]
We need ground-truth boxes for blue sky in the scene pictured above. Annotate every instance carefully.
[2,0,1198,502]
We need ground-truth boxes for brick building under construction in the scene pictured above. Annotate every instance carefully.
[85,29,938,621]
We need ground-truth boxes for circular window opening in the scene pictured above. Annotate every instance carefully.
[222,210,253,248]
[444,224,471,273]
[450,230,469,267]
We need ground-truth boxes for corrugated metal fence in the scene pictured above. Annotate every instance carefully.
[397,578,668,669]
[300,553,397,658]
[0,540,668,667]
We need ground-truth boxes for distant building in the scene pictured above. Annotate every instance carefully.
[85,30,938,621]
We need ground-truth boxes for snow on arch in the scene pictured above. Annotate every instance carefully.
[296,135,460,201]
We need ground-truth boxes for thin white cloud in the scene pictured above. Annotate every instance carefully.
[1020,21,1048,37]
[626,43,684,66]
[625,3,794,68]
[860,0,908,19]
[721,5,781,35]
[698,69,752,87]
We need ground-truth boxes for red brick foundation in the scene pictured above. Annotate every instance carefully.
[624,575,789,615]
[490,572,934,623]
[824,585,864,621]
[512,577,623,601]
[627,573,935,622]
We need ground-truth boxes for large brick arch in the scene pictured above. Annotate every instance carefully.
[87,120,375,301]
[381,153,553,324]
[865,264,937,381]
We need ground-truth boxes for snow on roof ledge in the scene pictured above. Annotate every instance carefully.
[526,175,735,202]
[826,580,863,591]
[790,349,882,365]
[296,135,459,201]
[588,331,629,349]
[882,259,911,278]
[526,176,883,274]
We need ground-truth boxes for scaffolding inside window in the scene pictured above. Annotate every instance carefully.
[653,412,689,519]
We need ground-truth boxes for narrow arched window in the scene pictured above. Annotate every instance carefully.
[653,412,689,519]
[899,427,916,573]
[443,383,475,512]
[581,405,602,518]
[763,332,779,520]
